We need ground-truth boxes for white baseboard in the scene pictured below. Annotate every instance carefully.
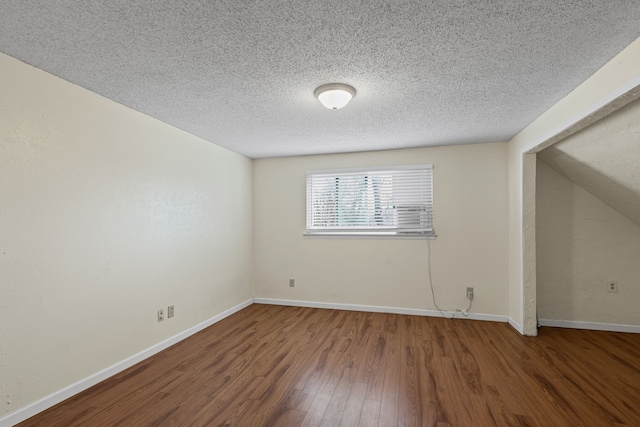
[0,299,253,427]
[508,317,525,335]
[538,319,640,334]
[253,298,508,323]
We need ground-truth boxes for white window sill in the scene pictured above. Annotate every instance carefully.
[304,232,437,240]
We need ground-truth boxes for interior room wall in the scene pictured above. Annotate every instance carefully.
[0,53,253,419]
[536,161,640,326]
[506,36,640,335]
[253,143,509,317]
[537,98,640,229]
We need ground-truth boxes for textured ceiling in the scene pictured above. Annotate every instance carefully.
[538,98,640,228]
[1,1,640,159]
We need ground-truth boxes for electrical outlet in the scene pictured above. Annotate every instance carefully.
[168,305,174,318]
[157,309,165,322]
[289,278,295,288]
[466,287,474,300]
[607,282,619,293]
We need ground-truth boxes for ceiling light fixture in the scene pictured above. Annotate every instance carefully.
[314,83,356,110]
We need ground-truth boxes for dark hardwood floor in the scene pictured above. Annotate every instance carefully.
[18,304,640,426]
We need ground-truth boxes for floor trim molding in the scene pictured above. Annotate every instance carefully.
[253,298,509,323]
[508,317,525,335]
[538,319,640,334]
[0,299,253,427]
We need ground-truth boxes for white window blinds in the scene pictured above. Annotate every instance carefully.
[306,164,433,236]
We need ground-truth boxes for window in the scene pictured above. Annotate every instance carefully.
[306,164,434,237]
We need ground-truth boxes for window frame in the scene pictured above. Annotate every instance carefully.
[305,164,435,239]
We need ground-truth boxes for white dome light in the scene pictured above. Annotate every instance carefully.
[314,83,356,110]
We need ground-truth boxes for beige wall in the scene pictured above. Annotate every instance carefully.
[253,143,509,315]
[0,54,253,418]
[507,36,640,335]
[536,161,640,325]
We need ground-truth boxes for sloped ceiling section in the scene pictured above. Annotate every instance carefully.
[538,98,640,228]
[1,1,640,158]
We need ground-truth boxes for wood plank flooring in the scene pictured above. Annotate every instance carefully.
[18,304,640,426]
